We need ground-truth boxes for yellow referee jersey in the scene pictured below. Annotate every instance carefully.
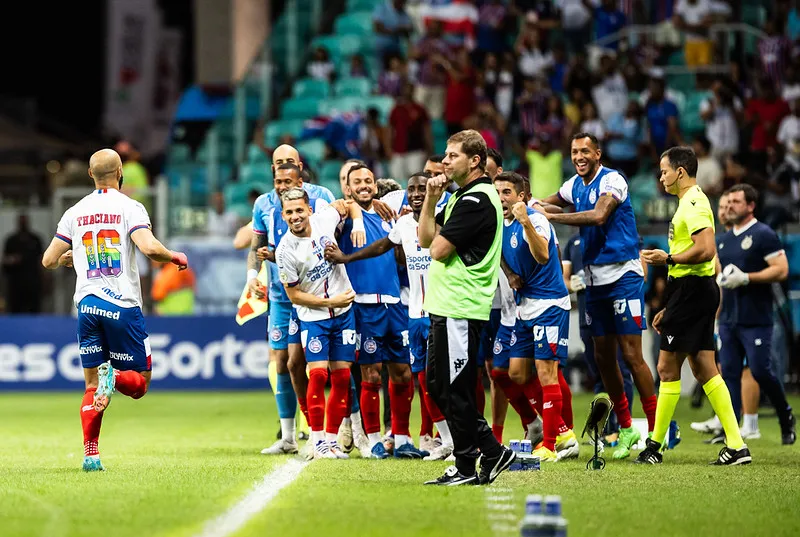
[668,185,715,278]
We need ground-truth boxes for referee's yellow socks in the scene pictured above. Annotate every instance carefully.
[652,380,681,446]
[703,375,744,450]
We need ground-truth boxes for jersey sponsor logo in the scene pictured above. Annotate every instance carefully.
[109,351,134,362]
[719,242,725,250]
[589,190,597,204]
[306,261,333,282]
[534,326,544,340]
[79,304,121,320]
[493,340,502,355]
[79,345,103,355]
[401,330,409,347]
[270,328,283,342]
[667,335,674,344]
[101,287,123,300]
[342,329,357,346]
[363,338,378,354]
[450,356,467,383]
[755,338,762,346]
[510,234,518,249]
[741,235,753,250]
[406,254,431,271]
[613,299,627,315]
[308,337,323,354]
[585,312,592,326]
[289,318,299,335]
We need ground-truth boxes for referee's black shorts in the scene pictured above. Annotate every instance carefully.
[659,275,720,355]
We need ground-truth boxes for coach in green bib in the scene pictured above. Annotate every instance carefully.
[418,130,515,486]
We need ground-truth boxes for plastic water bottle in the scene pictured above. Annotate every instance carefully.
[519,495,543,537]
[544,495,567,537]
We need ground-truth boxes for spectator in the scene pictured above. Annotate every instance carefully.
[515,17,553,78]
[373,0,413,61]
[206,191,241,239]
[763,141,800,227]
[410,20,451,120]
[438,47,477,135]
[781,63,800,102]
[496,52,517,121]
[564,50,593,96]
[554,0,593,54]
[115,140,151,215]
[644,76,681,156]
[536,94,571,148]
[787,0,800,41]
[388,82,432,181]
[693,135,724,197]
[591,54,629,123]
[476,0,508,54]
[594,0,628,50]
[307,46,335,82]
[512,0,559,42]
[579,101,606,142]
[377,178,402,198]
[777,97,800,154]
[516,76,550,145]
[466,100,506,150]
[699,78,742,160]
[349,54,369,78]
[525,132,563,201]
[605,100,644,179]
[673,0,715,66]
[361,108,391,176]
[2,214,43,314]
[547,42,569,95]
[758,18,792,89]
[564,86,589,127]
[745,78,791,171]
[151,261,196,316]
[378,54,407,98]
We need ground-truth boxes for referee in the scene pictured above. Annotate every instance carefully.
[638,146,751,466]
[418,130,515,486]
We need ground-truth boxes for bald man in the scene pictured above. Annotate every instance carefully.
[42,148,188,472]
[246,144,336,454]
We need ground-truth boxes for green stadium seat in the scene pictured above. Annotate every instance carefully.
[223,182,253,208]
[335,12,375,36]
[359,95,395,122]
[293,77,330,98]
[334,77,373,97]
[296,139,328,166]
[318,96,362,116]
[281,97,322,120]
[318,176,343,198]
[668,73,696,94]
[169,143,192,164]
[680,91,712,136]
[320,160,345,183]
[667,50,685,66]
[265,119,307,146]
[431,119,448,139]
[312,35,365,60]
[346,0,381,12]
[239,163,272,185]
[247,144,269,164]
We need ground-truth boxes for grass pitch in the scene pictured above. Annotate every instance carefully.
[1,391,799,537]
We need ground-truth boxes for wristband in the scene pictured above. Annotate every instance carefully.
[352,218,365,233]
[247,269,259,282]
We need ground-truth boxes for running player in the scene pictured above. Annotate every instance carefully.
[638,146,749,465]
[325,172,455,460]
[494,172,578,462]
[539,132,657,459]
[42,148,188,471]
[336,163,428,459]
[274,187,365,459]
[249,156,335,455]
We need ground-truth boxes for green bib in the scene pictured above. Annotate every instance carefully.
[423,181,503,321]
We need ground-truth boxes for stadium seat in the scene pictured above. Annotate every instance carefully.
[239,163,272,184]
[296,139,328,167]
[431,119,448,139]
[311,34,366,61]
[320,160,345,183]
[318,176,343,198]
[318,96,362,117]
[281,97,322,120]
[668,73,696,95]
[223,182,253,208]
[265,119,307,146]
[293,77,330,98]
[346,0,381,12]
[246,144,269,164]
[169,143,192,164]
[359,95,395,123]
[680,91,712,137]
[334,77,373,97]
[334,12,375,36]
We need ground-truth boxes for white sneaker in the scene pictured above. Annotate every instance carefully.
[300,440,314,461]
[338,421,354,453]
[691,416,722,434]
[260,438,299,455]
[313,440,337,460]
[420,434,436,452]
[354,426,371,455]
[423,443,454,461]
[328,441,350,459]
[740,427,762,440]
[525,416,544,446]
[555,430,580,460]
[444,453,456,462]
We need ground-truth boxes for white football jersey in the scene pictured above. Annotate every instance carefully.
[388,214,430,319]
[55,188,150,309]
[497,271,516,327]
[275,205,353,322]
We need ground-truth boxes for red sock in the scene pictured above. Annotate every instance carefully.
[641,394,658,432]
[611,391,633,429]
[491,370,537,426]
[325,369,351,434]
[81,388,103,456]
[542,383,565,451]
[492,424,504,443]
[417,372,433,436]
[297,395,310,423]
[115,370,148,399]
[389,380,412,437]
[360,381,382,434]
[419,369,445,423]
[307,368,328,432]
[522,375,544,416]
[476,374,486,416]
[557,369,573,430]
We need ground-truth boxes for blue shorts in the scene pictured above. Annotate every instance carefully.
[268,300,292,351]
[477,308,502,367]
[353,302,409,365]
[490,324,515,370]
[288,307,301,345]
[77,295,151,372]
[585,271,645,337]
[408,316,430,373]
[510,306,570,365]
[300,308,357,363]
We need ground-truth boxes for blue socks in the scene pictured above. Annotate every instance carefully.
[276,373,297,419]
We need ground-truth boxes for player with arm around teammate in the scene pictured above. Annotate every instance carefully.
[274,188,366,459]
[42,148,188,472]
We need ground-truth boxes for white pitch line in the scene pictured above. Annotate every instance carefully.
[195,459,309,537]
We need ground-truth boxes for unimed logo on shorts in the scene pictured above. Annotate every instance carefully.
[80,304,121,320]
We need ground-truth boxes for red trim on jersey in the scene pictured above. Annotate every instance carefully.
[55,233,72,245]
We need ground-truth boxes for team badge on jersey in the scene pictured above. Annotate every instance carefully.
[308,337,323,354]
[585,312,592,325]
[741,235,753,250]
[363,338,378,354]
[510,331,517,347]
[493,340,502,355]
[589,190,597,204]
[270,328,283,342]
[381,221,392,233]
[289,318,299,335]
[320,235,334,248]
[510,234,518,249]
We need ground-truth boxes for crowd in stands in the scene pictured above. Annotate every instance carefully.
[255,0,800,229]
